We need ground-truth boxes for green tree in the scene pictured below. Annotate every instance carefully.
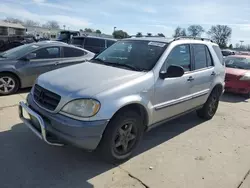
[112,30,129,39]
[147,33,152,36]
[84,28,93,32]
[228,44,233,49]
[173,27,186,37]
[96,29,102,34]
[136,32,143,37]
[207,25,232,48]
[187,25,205,37]
[157,33,165,37]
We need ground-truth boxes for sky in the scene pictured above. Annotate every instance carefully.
[1,0,250,45]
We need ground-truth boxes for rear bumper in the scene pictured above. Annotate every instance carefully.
[225,81,250,94]
[19,94,109,150]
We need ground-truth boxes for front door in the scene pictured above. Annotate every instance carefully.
[17,46,61,87]
[153,44,193,124]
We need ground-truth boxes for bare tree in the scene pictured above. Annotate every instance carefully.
[84,28,93,32]
[24,20,40,27]
[4,17,23,24]
[157,33,165,37]
[42,21,60,29]
[187,25,205,37]
[173,27,186,38]
[235,43,240,49]
[207,25,232,48]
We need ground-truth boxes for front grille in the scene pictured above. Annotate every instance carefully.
[33,84,61,111]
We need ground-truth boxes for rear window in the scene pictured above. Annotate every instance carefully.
[63,47,86,57]
[85,38,105,47]
[212,45,223,65]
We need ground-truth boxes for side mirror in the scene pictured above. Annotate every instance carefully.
[159,65,185,79]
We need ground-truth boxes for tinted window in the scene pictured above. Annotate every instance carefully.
[85,38,105,47]
[95,40,168,71]
[212,45,223,64]
[107,40,116,47]
[206,47,213,67]
[165,44,191,71]
[63,47,86,57]
[34,47,60,59]
[71,37,85,45]
[193,44,207,69]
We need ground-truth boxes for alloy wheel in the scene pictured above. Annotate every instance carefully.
[0,77,15,94]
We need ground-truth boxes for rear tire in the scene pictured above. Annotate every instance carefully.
[196,88,221,120]
[98,110,144,163]
[0,73,19,95]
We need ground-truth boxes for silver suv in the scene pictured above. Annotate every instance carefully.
[19,37,225,162]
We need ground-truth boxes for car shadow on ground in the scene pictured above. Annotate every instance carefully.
[0,112,203,188]
[220,92,249,103]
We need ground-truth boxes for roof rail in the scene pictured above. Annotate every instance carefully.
[173,36,213,42]
[129,35,165,38]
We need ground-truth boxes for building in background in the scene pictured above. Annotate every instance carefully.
[0,20,25,36]
[25,26,61,40]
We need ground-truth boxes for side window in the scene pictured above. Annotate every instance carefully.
[107,40,116,47]
[164,44,191,72]
[85,38,105,47]
[193,44,207,69]
[212,45,223,65]
[33,47,60,59]
[63,47,86,58]
[206,47,213,67]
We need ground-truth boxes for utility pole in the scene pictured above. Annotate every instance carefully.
[113,27,116,33]
[63,25,66,30]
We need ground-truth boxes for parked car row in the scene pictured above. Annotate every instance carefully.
[18,37,226,162]
[0,41,94,95]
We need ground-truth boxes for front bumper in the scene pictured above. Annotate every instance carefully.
[19,94,109,150]
[225,81,250,94]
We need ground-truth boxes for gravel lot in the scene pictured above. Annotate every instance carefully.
[0,90,250,188]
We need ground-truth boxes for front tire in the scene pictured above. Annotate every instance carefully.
[98,110,144,163]
[0,73,19,95]
[197,88,221,120]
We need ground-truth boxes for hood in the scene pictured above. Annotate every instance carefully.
[226,67,249,76]
[37,62,146,98]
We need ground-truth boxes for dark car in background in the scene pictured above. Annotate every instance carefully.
[222,49,235,57]
[0,41,95,95]
[71,36,117,54]
[0,34,37,52]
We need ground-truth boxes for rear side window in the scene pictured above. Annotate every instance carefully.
[85,38,105,47]
[212,45,223,65]
[63,47,86,58]
[107,40,116,47]
[193,44,207,69]
[33,47,60,59]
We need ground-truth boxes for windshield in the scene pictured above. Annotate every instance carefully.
[94,40,168,71]
[0,44,40,59]
[225,57,250,70]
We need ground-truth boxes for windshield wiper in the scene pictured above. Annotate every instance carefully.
[104,62,145,71]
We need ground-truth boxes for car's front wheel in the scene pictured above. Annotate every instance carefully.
[0,73,19,95]
[98,110,144,163]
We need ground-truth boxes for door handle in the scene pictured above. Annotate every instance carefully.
[211,71,216,76]
[187,76,194,82]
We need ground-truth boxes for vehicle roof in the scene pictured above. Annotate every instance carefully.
[227,55,250,58]
[26,41,73,47]
[73,36,117,41]
[122,37,218,45]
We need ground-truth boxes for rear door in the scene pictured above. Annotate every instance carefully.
[18,46,61,86]
[84,38,105,54]
[188,44,215,108]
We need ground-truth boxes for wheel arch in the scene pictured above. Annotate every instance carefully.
[0,71,21,88]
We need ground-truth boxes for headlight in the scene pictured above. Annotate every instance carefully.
[240,72,250,81]
[62,99,100,118]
